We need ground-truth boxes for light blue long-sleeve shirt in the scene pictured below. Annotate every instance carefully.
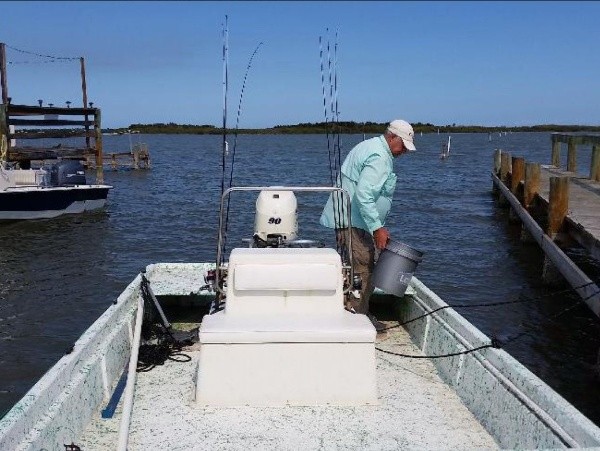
[320,135,397,233]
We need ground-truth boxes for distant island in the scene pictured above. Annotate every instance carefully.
[104,121,600,135]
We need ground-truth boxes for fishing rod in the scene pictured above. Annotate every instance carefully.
[319,35,334,187]
[222,41,264,256]
[332,29,346,238]
[216,15,230,268]
[228,42,264,190]
[219,15,229,218]
[320,28,346,259]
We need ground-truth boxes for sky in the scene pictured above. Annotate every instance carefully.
[2,1,600,129]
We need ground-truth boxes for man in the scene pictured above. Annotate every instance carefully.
[319,119,416,332]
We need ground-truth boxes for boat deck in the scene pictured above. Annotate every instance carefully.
[80,323,497,450]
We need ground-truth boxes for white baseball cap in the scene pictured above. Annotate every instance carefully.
[387,119,416,151]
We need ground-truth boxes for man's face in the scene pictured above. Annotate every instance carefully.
[390,134,407,157]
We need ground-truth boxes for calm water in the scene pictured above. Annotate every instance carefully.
[1,132,599,423]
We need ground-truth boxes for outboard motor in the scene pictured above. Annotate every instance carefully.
[253,189,298,247]
[50,160,86,186]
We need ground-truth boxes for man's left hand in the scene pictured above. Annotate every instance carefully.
[373,227,390,250]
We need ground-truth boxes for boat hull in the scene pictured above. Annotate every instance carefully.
[0,185,111,220]
[1,263,599,449]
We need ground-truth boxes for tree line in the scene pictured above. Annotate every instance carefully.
[107,121,600,135]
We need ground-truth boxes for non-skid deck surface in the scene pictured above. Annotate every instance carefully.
[81,325,497,450]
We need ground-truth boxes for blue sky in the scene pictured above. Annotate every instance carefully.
[2,1,600,129]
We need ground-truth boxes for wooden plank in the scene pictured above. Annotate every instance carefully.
[10,130,96,139]
[8,118,95,127]
[8,146,93,160]
[492,172,600,317]
[7,104,96,116]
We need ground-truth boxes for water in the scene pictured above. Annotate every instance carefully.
[1,132,599,424]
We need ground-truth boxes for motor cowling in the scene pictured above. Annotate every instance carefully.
[254,189,298,246]
[50,161,86,186]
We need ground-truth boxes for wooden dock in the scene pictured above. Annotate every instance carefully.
[84,143,151,170]
[0,42,106,183]
[492,134,600,318]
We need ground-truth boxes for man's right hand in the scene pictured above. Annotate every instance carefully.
[373,227,390,250]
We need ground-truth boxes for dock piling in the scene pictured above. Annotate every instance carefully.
[509,156,525,222]
[567,138,577,173]
[492,136,600,316]
[551,138,560,167]
[547,176,569,240]
[524,162,540,209]
[591,145,600,182]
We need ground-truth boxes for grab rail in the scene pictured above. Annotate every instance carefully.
[215,186,353,295]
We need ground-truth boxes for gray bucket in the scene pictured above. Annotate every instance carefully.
[372,240,424,297]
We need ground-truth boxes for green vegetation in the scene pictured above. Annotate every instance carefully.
[104,121,600,135]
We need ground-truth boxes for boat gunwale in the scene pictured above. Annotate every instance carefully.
[0,274,141,449]
[402,277,600,448]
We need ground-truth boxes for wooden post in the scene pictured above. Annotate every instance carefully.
[508,156,525,222]
[520,162,540,243]
[493,149,501,175]
[0,104,7,161]
[547,176,569,239]
[133,147,139,169]
[498,151,511,207]
[591,144,600,182]
[0,43,8,105]
[524,162,540,208]
[567,138,577,172]
[551,138,560,167]
[492,149,502,196]
[500,151,511,183]
[111,154,117,170]
[511,157,525,195]
[93,108,104,184]
[80,57,90,149]
[542,175,569,284]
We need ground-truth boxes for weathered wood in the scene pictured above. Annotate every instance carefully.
[94,109,103,184]
[80,57,90,149]
[8,146,92,161]
[491,172,600,317]
[511,157,525,195]
[500,151,511,182]
[0,104,7,152]
[591,145,600,182]
[10,130,96,139]
[541,256,563,286]
[0,43,7,105]
[493,149,501,175]
[567,138,577,172]
[524,162,540,208]
[8,118,95,127]
[551,140,561,167]
[548,176,569,239]
[7,104,95,116]
[537,166,600,260]
[552,133,600,146]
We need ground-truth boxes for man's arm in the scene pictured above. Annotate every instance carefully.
[355,154,390,234]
